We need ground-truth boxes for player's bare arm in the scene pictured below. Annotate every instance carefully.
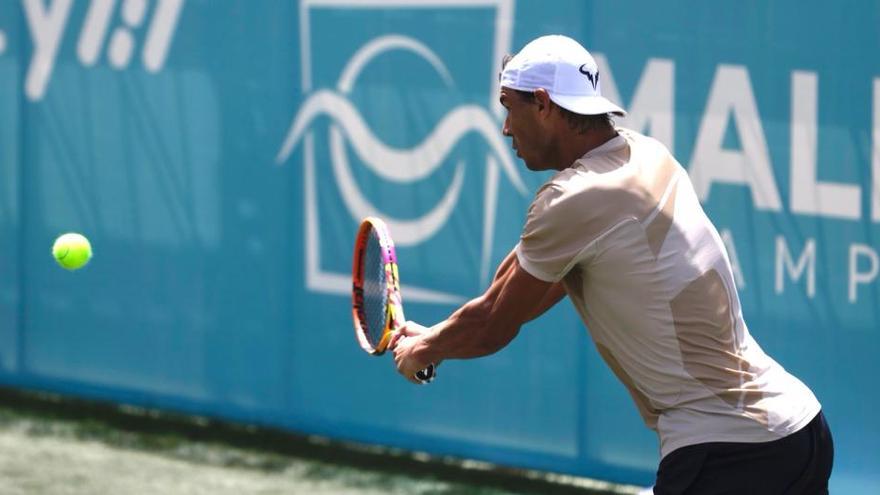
[392,252,565,382]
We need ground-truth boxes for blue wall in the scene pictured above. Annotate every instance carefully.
[0,1,877,492]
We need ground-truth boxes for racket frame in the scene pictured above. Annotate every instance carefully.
[351,217,435,383]
[352,217,405,355]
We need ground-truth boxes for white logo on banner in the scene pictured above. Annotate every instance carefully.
[16,0,184,101]
[276,0,523,304]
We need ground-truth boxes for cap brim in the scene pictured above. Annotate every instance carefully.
[549,94,626,117]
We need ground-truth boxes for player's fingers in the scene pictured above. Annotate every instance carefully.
[389,331,403,349]
[392,339,404,362]
[403,366,422,385]
[393,339,412,368]
[399,322,417,337]
[392,344,421,385]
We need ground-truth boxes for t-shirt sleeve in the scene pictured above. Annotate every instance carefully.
[515,182,590,283]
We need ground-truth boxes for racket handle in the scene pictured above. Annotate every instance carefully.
[415,363,436,384]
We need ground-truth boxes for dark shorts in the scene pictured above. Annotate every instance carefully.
[653,411,833,495]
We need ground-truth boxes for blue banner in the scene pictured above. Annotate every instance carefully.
[0,1,876,492]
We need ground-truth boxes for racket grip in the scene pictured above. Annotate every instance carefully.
[415,363,436,384]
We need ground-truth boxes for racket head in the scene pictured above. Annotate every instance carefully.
[352,217,405,355]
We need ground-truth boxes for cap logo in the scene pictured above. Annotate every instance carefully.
[578,64,599,90]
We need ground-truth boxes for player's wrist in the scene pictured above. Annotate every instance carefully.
[414,334,442,366]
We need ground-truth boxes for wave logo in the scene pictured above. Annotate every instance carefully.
[276,0,524,304]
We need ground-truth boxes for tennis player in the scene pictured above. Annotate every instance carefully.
[391,35,833,494]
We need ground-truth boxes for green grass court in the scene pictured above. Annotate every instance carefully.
[0,389,643,495]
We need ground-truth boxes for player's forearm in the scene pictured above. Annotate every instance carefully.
[420,283,564,361]
[414,254,520,361]
[418,295,520,362]
[412,251,562,364]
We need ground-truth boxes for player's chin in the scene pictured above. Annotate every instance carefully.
[521,156,541,171]
[514,150,532,168]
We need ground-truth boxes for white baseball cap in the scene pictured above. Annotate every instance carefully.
[500,35,626,117]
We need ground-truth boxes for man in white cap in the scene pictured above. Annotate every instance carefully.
[391,35,833,493]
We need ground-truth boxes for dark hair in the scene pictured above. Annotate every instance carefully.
[557,108,615,135]
[501,53,515,72]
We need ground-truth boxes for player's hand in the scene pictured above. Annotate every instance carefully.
[392,321,432,384]
[389,320,430,350]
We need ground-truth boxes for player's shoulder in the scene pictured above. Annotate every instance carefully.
[616,127,672,157]
[527,167,616,225]
[532,168,590,208]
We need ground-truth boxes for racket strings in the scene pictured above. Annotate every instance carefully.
[362,230,390,348]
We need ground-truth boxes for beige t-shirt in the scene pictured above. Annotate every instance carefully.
[515,128,820,458]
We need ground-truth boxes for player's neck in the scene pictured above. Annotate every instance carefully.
[555,127,619,170]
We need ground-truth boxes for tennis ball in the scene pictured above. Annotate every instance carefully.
[52,233,92,270]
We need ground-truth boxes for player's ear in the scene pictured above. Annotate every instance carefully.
[534,88,552,118]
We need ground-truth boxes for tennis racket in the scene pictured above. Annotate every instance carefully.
[352,217,436,384]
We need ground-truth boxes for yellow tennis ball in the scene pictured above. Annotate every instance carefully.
[52,233,92,270]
